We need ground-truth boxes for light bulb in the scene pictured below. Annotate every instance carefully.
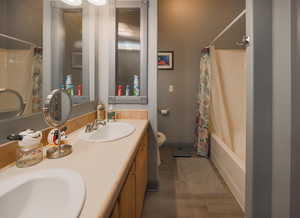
[61,0,82,6]
[87,0,107,6]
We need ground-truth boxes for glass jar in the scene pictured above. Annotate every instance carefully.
[16,144,43,168]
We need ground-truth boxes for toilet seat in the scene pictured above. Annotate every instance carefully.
[157,132,166,147]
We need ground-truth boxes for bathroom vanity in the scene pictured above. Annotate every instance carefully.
[109,127,148,218]
[0,119,149,218]
[0,0,153,216]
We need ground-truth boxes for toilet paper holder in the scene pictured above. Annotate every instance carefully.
[158,107,170,116]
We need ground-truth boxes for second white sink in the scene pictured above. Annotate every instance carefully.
[80,122,136,143]
[0,168,86,218]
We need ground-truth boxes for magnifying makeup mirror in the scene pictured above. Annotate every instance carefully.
[43,89,73,159]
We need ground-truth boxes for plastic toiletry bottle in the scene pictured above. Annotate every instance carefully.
[69,84,75,96]
[65,74,72,85]
[7,129,43,168]
[97,103,106,121]
[77,84,83,96]
[125,85,130,96]
[117,85,123,96]
[133,75,140,96]
[65,74,74,96]
[107,104,116,122]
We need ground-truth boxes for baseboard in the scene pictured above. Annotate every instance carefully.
[163,142,194,148]
[147,179,160,192]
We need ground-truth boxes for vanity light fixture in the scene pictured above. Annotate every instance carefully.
[87,0,107,6]
[61,0,82,6]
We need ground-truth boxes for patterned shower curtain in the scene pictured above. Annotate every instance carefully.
[195,49,211,157]
[32,49,43,113]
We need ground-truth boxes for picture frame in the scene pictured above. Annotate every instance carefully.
[158,51,174,70]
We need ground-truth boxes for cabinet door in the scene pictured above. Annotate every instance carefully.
[110,201,120,218]
[135,133,148,218]
[119,165,136,218]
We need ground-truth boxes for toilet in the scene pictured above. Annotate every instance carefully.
[156,132,166,166]
[157,131,167,147]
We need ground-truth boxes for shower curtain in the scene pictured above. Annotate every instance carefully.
[32,51,43,113]
[195,46,246,160]
[195,51,211,157]
[211,48,247,160]
[209,46,233,151]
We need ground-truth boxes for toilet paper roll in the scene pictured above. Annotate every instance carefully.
[160,109,169,115]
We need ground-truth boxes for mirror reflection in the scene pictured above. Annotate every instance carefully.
[50,3,84,97]
[0,89,25,120]
[0,0,43,118]
[0,0,96,122]
[116,8,141,97]
[44,89,72,128]
[49,1,93,105]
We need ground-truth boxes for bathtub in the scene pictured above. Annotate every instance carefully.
[210,134,246,211]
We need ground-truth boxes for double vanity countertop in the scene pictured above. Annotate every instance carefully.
[0,119,149,218]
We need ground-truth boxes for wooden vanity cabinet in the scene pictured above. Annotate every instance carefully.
[110,201,120,218]
[135,134,148,218]
[110,132,148,218]
[119,164,136,218]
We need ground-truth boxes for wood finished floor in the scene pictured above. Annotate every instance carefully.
[142,146,244,218]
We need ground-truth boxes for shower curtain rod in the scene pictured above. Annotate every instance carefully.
[209,9,246,46]
[0,33,39,47]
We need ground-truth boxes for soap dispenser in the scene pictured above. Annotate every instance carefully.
[97,103,106,121]
[107,104,116,122]
[7,129,43,168]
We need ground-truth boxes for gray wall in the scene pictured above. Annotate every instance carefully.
[0,0,7,48]
[158,0,245,145]
[245,0,273,217]
[0,0,43,48]
[291,0,300,217]
[272,0,292,217]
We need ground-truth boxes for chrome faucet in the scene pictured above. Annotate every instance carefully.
[91,120,107,130]
[85,120,106,133]
[85,123,93,133]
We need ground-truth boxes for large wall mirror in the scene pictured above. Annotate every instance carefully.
[44,0,97,105]
[0,0,97,123]
[0,0,43,120]
[109,0,148,104]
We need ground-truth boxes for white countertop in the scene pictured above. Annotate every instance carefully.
[0,119,149,218]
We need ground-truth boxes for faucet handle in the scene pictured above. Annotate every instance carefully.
[61,126,68,132]
[85,123,93,133]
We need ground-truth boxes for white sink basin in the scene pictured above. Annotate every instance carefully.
[0,169,86,218]
[80,122,136,143]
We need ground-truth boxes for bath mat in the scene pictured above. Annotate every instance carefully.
[172,147,193,158]
[176,158,226,194]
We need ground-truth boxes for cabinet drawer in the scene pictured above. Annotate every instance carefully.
[109,131,148,218]
[119,164,136,218]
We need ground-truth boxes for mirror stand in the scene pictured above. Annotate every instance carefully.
[43,89,73,159]
[46,128,72,159]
